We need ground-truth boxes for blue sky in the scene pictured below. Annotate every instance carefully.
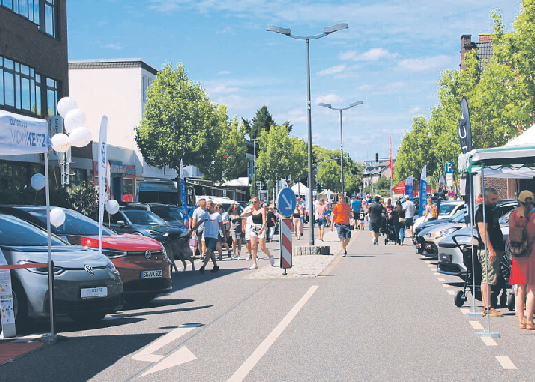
[67,0,520,162]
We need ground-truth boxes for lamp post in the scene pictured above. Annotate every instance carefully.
[318,101,363,195]
[268,23,348,246]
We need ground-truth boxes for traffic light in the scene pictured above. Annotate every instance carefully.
[223,153,228,159]
[375,153,378,162]
[317,182,323,192]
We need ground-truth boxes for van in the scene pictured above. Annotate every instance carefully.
[136,180,179,205]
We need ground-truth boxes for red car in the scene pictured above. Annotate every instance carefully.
[0,206,172,303]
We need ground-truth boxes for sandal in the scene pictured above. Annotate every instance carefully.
[527,322,534,331]
[520,319,527,329]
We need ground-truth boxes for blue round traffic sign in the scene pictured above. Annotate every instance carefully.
[277,188,297,217]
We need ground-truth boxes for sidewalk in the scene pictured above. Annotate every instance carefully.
[247,223,361,279]
[0,335,44,365]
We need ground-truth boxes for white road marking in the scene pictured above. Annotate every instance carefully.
[469,321,484,330]
[437,277,446,281]
[434,272,440,275]
[425,260,432,264]
[228,286,319,382]
[443,284,450,288]
[446,290,456,296]
[132,324,200,363]
[141,347,197,377]
[482,337,498,346]
[428,264,435,267]
[496,356,517,369]
[460,308,470,314]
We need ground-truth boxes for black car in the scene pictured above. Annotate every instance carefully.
[122,203,185,228]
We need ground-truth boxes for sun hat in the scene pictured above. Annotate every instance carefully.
[405,195,410,199]
[518,190,534,204]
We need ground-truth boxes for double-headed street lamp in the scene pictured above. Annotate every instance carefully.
[318,101,363,195]
[267,23,348,246]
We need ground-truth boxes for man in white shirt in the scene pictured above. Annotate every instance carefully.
[403,195,415,237]
[190,199,206,258]
[192,200,223,273]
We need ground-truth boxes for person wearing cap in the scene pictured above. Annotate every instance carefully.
[403,195,415,238]
[509,190,535,329]
[476,187,504,317]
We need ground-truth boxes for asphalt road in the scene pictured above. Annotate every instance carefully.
[2,227,534,381]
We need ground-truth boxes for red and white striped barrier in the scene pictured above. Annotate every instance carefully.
[280,218,292,269]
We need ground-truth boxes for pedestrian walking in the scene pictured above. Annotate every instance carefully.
[258,202,274,264]
[296,196,305,236]
[218,204,231,259]
[391,200,406,245]
[476,188,504,317]
[403,195,415,238]
[351,196,362,230]
[508,191,535,329]
[330,193,352,256]
[359,197,366,230]
[315,198,328,241]
[292,201,303,240]
[191,200,221,274]
[267,205,276,242]
[190,199,207,258]
[228,204,242,259]
[241,197,275,269]
[368,196,385,245]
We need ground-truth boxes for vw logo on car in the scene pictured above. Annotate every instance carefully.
[144,250,152,260]
[84,264,94,275]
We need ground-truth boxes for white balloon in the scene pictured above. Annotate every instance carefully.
[105,200,120,215]
[69,127,92,147]
[31,173,46,191]
[57,97,78,117]
[50,133,71,152]
[64,109,86,133]
[50,208,66,228]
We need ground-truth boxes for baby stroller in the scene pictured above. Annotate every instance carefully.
[453,234,510,308]
[383,218,398,245]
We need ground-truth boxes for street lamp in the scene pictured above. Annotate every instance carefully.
[318,101,363,195]
[268,23,348,246]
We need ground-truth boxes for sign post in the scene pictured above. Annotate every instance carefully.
[0,249,15,338]
[277,188,297,275]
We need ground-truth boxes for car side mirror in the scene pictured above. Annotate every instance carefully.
[116,220,127,227]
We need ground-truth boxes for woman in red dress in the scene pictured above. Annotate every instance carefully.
[509,190,535,330]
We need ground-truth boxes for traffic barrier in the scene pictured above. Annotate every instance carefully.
[280,218,292,270]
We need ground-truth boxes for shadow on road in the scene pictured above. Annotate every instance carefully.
[171,267,242,291]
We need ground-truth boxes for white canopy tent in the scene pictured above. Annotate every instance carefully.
[0,110,55,338]
[291,182,308,195]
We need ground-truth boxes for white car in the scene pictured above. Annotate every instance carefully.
[413,200,464,231]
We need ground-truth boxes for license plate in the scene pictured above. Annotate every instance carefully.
[440,254,452,263]
[141,270,162,278]
[81,287,108,299]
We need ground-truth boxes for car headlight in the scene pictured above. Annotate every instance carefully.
[17,260,65,275]
[438,227,460,239]
[101,248,127,259]
[161,245,170,261]
[106,260,119,274]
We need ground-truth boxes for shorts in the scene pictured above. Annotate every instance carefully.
[245,224,251,241]
[196,229,205,242]
[249,223,265,239]
[205,237,218,252]
[335,224,351,239]
[232,230,242,240]
[405,217,414,228]
[317,218,325,227]
[369,222,381,233]
[478,248,501,285]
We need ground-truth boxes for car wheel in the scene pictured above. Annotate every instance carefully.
[69,312,107,323]
[454,290,465,307]
[12,278,29,326]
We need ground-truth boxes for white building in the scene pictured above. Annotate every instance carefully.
[69,59,177,200]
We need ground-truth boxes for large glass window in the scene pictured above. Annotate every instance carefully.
[1,1,58,38]
[1,0,38,27]
[44,0,55,38]
[46,77,57,116]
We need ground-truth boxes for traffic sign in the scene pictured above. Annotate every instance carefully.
[445,161,454,174]
[448,190,455,198]
[277,188,297,217]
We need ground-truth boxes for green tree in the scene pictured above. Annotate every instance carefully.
[135,63,225,177]
[243,106,292,139]
[376,175,390,192]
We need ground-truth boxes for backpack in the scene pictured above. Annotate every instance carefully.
[431,205,438,219]
[509,211,532,258]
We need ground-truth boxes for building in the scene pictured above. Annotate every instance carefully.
[361,159,394,189]
[0,0,70,190]
[68,59,178,201]
[460,34,493,71]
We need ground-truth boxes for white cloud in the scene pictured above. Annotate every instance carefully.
[102,43,122,50]
[206,84,242,95]
[218,71,231,75]
[315,94,343,106]
[409,107,423,114]
[397,55,452,72]
[340,48,398,61]
[317,65,346,76]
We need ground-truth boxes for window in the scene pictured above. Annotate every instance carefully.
[1,0,39,27]
[44,0,56,38]
[46,77,57,116]
[0,55,48,116]
[1,1,57,38]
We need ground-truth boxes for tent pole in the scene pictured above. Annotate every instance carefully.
[42,151,57,344]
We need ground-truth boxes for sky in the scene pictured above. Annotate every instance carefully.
[67,0,521,163]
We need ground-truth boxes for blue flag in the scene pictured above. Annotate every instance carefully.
[405,176,413,201]
[419,166,427,218]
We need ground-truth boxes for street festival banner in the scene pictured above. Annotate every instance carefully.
[405,175,414,201]
[98,116,108,255]
[459,97,473,224]
[0,110,48,155]
[418,166,427,217]
[180,159,188,227]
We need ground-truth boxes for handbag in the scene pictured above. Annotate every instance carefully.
[509,211,532,258]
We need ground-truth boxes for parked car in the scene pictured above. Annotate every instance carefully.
[413,200,464,231]
[0,213,123,324]
[414,209,466,254]
[104,208,192,272]
[436,201,516,275]
[0,206,172,303]
[122,203,185,228]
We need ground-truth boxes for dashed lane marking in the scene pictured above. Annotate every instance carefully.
[443,284,451,288]
[434,272,440,275]
[228,286,318,382]
[460,308,470,314]
[482,337,498,346]
[446,290,456,296]
[425,260,432,264]
[437,277,446,281]
[469,321,484,330]
[496,356,517,369]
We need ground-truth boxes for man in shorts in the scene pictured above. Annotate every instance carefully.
[351,196,362,230]
[191,200,222,274]
[330,193,353,257]
[403,195,415,238]
[368,196,385,245]
[476,188,504,317]
[190,199,207,258]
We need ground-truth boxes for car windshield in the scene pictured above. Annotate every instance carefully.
[450,209,466,222]
[122,210,166,225]
[20,207,115,236]
[0,214,65,246]
[499,210,513,225]
[150,205,183,222]
[438,203,459,216]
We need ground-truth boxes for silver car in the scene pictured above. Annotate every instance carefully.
[0,214,123,324]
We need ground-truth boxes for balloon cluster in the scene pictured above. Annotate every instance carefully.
[50,97,92,152]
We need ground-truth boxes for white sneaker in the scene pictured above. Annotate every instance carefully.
[270,257,275,266]
[236,255,242,260]
[231,255,236,260]
[247,255,252,261]
[249,264,258,270]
